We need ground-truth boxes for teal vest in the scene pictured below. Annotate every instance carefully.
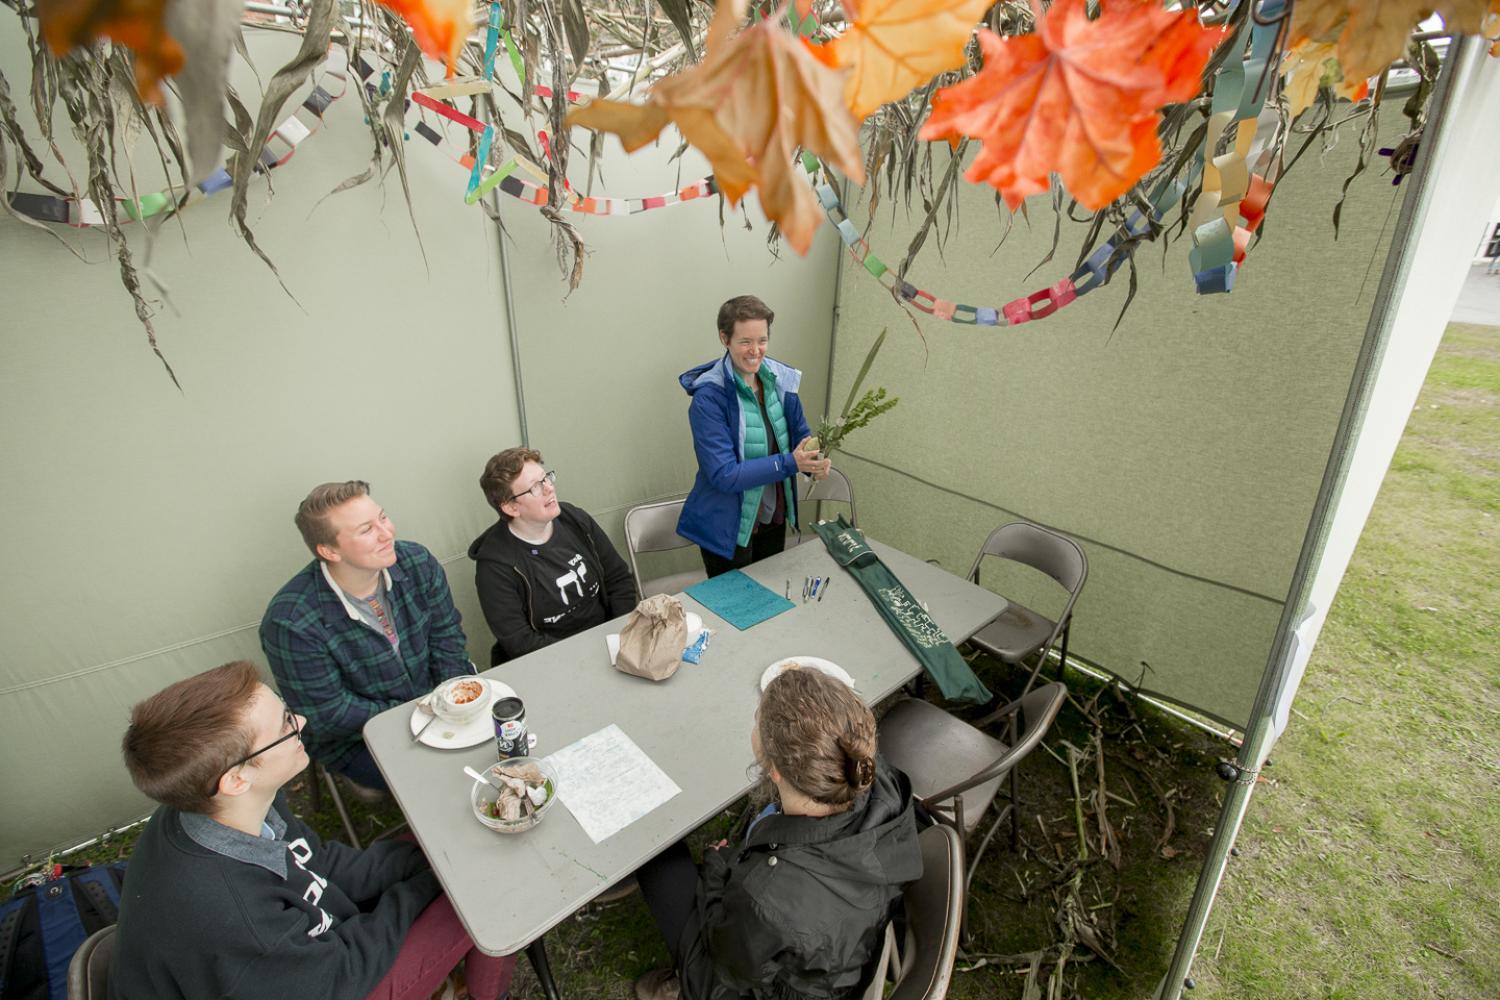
[734,367,796,547]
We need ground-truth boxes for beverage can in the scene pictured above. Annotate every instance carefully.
[492,697,528,758]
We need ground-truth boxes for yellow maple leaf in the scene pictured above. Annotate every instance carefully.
[567,0,864,255]
[820,0,998,118]
[1291,0,1500,84]
[1281,39,1370,117]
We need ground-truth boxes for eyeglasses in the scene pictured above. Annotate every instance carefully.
[212,706,301,797]
[509,469,557,502]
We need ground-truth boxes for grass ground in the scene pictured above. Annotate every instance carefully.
[15,323,1497,1000]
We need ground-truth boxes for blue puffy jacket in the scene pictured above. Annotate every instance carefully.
[677,354,813,561]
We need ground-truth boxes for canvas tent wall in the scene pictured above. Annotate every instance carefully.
[0,26,837,865]
[823,34,1500,1000]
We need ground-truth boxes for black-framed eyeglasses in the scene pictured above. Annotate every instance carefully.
[509,469,556,502]
[212,706,301,797]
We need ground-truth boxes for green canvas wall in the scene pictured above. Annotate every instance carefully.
[828,102,1408,729]
[0,28,836,865]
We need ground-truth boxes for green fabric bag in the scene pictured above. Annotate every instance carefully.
[813,516,992,704]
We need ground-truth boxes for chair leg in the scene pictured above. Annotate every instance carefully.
[321,766,363,850]
[526,936,563,1000]
[1009,765,1020,852]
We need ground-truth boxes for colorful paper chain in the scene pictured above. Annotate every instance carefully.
[6,53,351,227]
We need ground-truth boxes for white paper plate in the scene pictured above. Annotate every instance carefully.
[607,612,705,667]
[760,657,856,692]
[409,679,518,749]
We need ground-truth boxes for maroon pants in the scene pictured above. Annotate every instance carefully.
[364,893,515,1000]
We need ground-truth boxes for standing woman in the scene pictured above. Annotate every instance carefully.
[633,667,923,1000]
[677,295,832,577]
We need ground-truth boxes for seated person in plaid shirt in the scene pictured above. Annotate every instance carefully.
[261,481,472,791]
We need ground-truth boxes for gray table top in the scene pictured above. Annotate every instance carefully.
[364,536,1006,956]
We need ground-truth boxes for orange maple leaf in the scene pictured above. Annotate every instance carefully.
[1291,0,1500,85]
[374,0,474,76]
[36,0,185,103]
[567,0,864,255]
[820,0,998,118]
[920,0,1224,212]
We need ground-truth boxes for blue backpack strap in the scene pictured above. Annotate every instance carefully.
[36,879,85,1000]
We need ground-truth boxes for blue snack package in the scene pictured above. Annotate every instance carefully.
[683,630,710,664]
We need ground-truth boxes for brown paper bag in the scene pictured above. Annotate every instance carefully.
[616,594,689,682]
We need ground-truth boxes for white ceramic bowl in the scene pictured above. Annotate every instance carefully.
[470,757,560,834]
[432,676,490,724]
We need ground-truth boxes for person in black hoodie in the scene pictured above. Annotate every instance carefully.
[470,447,639,665]
[634,666,923,1000]
[109,660,513,1000]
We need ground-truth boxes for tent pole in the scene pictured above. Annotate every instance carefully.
[1153,36,1476,1000]
[489,187,529,447]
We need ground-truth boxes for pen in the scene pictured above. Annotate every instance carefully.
[786,579,791,600]
[818,578,829,602]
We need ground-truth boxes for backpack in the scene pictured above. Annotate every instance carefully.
[0,863,127,1000]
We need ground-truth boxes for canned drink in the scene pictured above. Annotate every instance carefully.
[492,697,528,758]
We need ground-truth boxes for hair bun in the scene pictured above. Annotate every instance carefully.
[843,752,875,790]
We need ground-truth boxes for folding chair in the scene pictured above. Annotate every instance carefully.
[878,683,1068,917]
[66,925,115,1000]
[857,823,965,1000]
[623,498,705,598]
[967,522,1086,690]
[796,467,857,535]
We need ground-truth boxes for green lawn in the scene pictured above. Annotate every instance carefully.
[17,324,1497,1000]
[1191,322,1500,999]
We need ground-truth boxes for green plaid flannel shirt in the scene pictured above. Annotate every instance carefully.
[260,540,471,772]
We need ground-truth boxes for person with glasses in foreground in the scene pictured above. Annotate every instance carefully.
[470,447,638,665]
[110,660,514,1000]
[261,481,474,792]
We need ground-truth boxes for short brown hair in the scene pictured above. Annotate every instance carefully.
[757,667,877,807]
[295,480,371,556]
[480,447,544,518]
[717,295,775,339]
[122,660,263,814]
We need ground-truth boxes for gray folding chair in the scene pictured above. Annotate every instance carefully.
[878,682,1067,908]
[66,925,115,1000]
[967,522,1086,689]
[796,467,857,533]
[858,823,964,1000]
[623,498,706,598]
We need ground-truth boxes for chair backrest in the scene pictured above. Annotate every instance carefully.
[888,824,964,1000]
[623,498,693,595]
[968,521,1086,596]
[66,924,115,1000]
[797,467,857,526]
[925,681,1068,804]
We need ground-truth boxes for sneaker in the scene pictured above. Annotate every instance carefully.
[633,968,681,1000]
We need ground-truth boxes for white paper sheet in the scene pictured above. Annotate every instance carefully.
[544,724,681,844]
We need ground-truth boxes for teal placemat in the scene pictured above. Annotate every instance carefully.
[684,571,794,631]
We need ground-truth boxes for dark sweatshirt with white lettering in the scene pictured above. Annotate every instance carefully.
[108,792,440,1000]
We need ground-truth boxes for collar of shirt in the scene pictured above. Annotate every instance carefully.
[179,804,291,878]
[319,560,396,623]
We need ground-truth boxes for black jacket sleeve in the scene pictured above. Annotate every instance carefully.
[475,556,556,662]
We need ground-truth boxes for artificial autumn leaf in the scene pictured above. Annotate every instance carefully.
[1281,38,1370,118]
[567,0,864,255]
[819,0,998,118]
[36,0,185,102]
[374,0,473,76]
[1291,0,1500,84]
[921,0,1224,211]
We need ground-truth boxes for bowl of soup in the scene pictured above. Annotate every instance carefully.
[432,676,490,723]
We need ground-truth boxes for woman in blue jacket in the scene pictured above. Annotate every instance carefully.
[677,295,831,576]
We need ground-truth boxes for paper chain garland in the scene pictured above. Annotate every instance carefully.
[7,5,1293,320]
[5,55,352,227]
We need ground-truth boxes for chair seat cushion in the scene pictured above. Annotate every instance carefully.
[641,569,708,599]
[968,601,1056,663]
[878,699,1009,834]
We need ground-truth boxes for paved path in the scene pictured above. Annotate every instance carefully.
[1451,261,1500,325]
